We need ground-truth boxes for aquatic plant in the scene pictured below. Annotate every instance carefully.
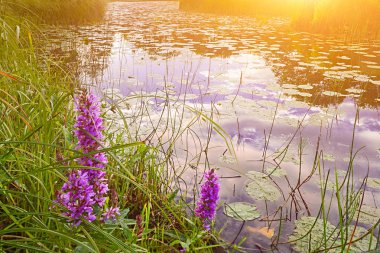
[195,169,220,231]
[0,11,226,252]
[55,90,112,225]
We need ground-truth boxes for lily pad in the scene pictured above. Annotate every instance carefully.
[367,65,380,69]
[356,205,380,225]
[290,217,378,252]
[367,177,380,189]
[322,91,345,97]
[224,202,260,221]
[342,225,378,252]
[289,216,337,253]
[324,153,335,162]
[315,177,336,191]
[246,171,281,201]
[346,88,365,94]
[298,84,314,90]
[265,167,287,177]
[219,154,237,164]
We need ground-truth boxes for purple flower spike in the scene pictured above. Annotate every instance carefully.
[101,206,120,222]
[56,90,118,226]
[195,169,220,231]
[56,170,96,226]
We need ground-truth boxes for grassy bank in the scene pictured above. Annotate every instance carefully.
[1,1,379,252]
[0,5,223,253]
[3,0,108,24]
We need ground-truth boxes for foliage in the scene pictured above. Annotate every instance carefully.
[224,202,260,221]
[3,0,108,24]
[179,0,380,35]
[245,171,281,201]
[0,12,222,253]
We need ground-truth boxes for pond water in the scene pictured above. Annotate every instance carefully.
[41,1,380,252]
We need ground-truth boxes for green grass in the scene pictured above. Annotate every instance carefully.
[0,7,225,253]
[1,1,379,252]
[3,0,109,24]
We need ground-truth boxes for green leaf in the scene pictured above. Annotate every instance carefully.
[289,216,377,253]
[74,243,93,253]
[356,205,380,226]
[367,177,380,189]
[288,216,337,253]
[265,167,287,177]
[224,202,260,221]
[245,171,280,201]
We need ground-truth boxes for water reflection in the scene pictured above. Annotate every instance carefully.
[41,1,380,108]
[40,2,380,251]
[109,2,380,109]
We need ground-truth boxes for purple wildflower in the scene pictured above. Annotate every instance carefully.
[195,169,220,231]
[56,90,115,225]
[101,206,120,222]
[55,170,96,226]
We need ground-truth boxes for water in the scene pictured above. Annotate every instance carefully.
[41,2,380,252]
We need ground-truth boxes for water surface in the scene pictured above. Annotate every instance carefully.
[41,2,380,252]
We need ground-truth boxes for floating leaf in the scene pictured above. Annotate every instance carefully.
[367,177,380,189]
[356,205,380,225]
[265,167,287,177]
[343,225,378,252]
[323,153,335,162]
[246,171,281,201]
[298,84,313,90]
[367,65,380,69]
[289,216,337,253]
[322,91,345,97]
[224,202,260,221]
[273,149,301,165]
[219,154,237,164]
[314,177,336,191]
[290,216,378,253]
[345,88,365,94]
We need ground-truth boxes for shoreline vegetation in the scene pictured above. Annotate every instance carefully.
[0,1,225,252]
[1,1,379,252]
[3,0,109,24]
[179,0,380,36]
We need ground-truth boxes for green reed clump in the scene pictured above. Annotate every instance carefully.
[0,13,223,252]
[179,0,297,16]
[180,0,380,37]
[3,0,108,24]
[292,0,380,37]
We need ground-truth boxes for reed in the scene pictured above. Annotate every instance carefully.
[179,0,380,35]
[3,0,109,24]
[0,11,226,253]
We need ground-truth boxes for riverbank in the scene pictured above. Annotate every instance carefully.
[4,0,109,24]
[179,0,380,36]
[0,3,224,252]
[1,1,380,252]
